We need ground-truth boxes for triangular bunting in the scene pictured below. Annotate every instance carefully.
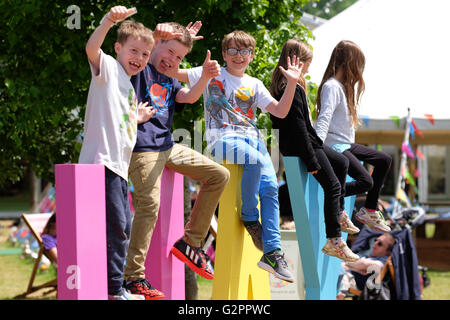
[409,122,415,139]
[424,114,435,125]
[411,120,424,138]
[416,148,425,160]
[390,115,401,128]
[402,141,416,159]
[361,115,370,127]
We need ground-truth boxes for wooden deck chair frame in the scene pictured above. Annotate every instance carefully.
[348,255,395,297]
[15,213,57,299]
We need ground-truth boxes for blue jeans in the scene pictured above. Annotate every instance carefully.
[105,167,132,296]
[212,135,281,254]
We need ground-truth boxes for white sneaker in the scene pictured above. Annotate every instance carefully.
[108,289,145,300]
[355,207,391,232]
[339,210,360,234]
[321,238,360,262]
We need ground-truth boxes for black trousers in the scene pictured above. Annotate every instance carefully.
[105,167,132,296]
[313,145,349,238]
[343,144,392,210]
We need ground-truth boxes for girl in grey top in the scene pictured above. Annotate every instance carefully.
[315,40,392,233]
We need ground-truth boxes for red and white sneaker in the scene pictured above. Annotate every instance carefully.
[170,238,214,280]
[321,238,360,262]
[124,278,164,300]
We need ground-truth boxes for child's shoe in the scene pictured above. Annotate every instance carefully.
[124,278,164,300]
[170,238,214,280]
[321,238,360,262]
[355,207,391,232]
[108,289,145,300]
[257,250,294,283]
[243,220,263,251]
[339,210,360,234]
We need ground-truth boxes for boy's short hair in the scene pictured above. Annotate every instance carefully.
[160,22,193,52]
[117,20,154,47]
[222,30,256,52]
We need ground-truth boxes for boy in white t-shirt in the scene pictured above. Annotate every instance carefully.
[174,30,302,282]
[79,5,181,300]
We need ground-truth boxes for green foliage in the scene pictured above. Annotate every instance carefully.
[303,0,358,19]
[0,0,312,186]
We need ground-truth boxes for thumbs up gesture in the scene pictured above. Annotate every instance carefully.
[201,50,221,80]
[107,6,137,23]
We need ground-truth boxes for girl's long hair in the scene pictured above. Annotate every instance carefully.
[317,40,365,127]
[270,39,313,97]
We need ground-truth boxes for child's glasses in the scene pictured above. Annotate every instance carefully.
[226,48,253,57]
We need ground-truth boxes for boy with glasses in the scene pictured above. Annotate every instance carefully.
[173,30,302,282]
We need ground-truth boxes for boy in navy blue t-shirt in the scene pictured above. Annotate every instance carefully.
[123,22,230,300]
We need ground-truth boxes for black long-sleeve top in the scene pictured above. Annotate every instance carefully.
[271,84,323,172]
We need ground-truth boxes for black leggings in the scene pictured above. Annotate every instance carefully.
[313,145,349,238]
[343,144,392,210]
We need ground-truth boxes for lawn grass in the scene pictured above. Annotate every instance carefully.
[0,219,448,300]
[422,270,450,300]
[0,221,56,299]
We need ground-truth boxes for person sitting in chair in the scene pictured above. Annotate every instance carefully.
[337,233,395,299]
[41,213,57,263]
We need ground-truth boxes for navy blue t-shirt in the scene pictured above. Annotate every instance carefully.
[131,64,184,152]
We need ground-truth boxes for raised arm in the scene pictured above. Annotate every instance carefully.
[265,56,302,118]
[175,50,220,104]
[85,6,137,75]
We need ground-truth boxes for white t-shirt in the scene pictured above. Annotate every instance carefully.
[314,77,355,146]
[79,50,138,180]
[187,67,275,148]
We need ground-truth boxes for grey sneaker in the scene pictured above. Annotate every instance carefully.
[355,207,391,232]
[257,251,294,283]
[108,289,145,300]
[243,221,263,251]
[339,210,360,234]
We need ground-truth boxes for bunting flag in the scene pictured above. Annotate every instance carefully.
[416,148,425,160]
[404,167,417,187]
[411,120,424,138]
[361,115,370,127]
[396,188,412,208]
[409,122,415,139]
[414,168,421,178]
[401,141,416,159]
[390,115,401,128]
[424,113,435,125]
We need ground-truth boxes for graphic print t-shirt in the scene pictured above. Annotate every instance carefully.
[131,64,184,152]
[79,50,138,181]
[187,67,275,149]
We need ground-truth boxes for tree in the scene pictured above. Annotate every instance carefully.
[303,0,358,19]
[0,0,312,186]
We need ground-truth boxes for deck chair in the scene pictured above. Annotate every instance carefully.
[347,227,421,300]
[14,213,57,299]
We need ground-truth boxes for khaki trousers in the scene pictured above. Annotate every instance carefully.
[124,143,230,280]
